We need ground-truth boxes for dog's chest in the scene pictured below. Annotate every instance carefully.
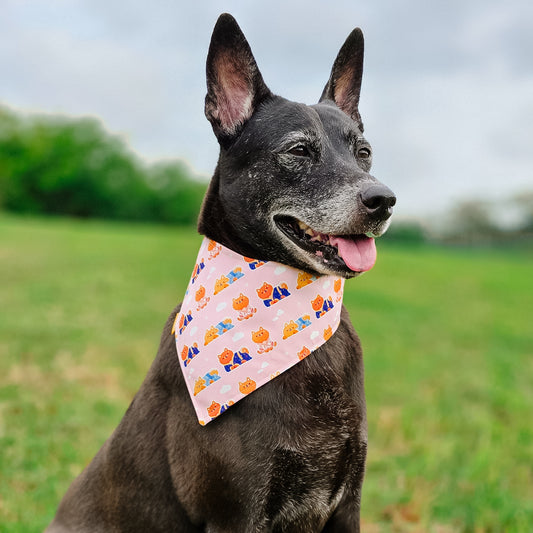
[176,319,366,531]
[265,445,346,523]
[251,378,364,529]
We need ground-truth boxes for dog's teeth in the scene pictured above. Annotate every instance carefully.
[290,219,336,249]
[310,232,331,245]
[318,233,329,244]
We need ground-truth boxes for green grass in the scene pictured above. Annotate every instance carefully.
[1,214,532,532]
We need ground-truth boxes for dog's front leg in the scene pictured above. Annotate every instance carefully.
[322,442,366,533]
[321,490,362,533]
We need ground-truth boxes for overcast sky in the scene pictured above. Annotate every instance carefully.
[2,0,532,216]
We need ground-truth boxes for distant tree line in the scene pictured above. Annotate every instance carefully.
[0,107,207,225]
[439,195,533,245]
[386,194,533,246]
[2,107,532,245]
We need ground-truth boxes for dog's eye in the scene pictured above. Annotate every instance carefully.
[287,145,311,157]
[357,147,372,160]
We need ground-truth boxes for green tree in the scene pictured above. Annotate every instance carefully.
[0,107,206,225]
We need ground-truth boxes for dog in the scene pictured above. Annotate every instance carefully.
[46,13,395,532]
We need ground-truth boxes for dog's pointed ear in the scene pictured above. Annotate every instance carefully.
[320,28,365,127]
[205,14,272,146]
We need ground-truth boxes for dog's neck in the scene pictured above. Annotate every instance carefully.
[173,237,345,425]
[197,165,262,260]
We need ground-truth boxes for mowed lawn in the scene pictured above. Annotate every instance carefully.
[1,214,532,532]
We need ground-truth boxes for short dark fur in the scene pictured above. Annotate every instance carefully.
[47,14,395,532]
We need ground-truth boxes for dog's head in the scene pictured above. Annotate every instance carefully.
[199,14,396,279]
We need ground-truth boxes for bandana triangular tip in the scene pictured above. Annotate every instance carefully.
[173,237,345,425]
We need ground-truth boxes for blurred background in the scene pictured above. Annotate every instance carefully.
[1,1,532,531]
[2,0,533,234]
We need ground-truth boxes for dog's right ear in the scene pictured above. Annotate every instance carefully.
[205,14,272,147]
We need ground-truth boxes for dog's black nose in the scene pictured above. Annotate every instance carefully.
[360,183,396,218]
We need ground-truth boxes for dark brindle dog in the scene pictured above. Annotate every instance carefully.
[47,13,395,533]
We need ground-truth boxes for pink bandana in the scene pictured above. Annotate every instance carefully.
[173,238,345,425]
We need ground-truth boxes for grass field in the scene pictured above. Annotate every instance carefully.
[1,213,532,532]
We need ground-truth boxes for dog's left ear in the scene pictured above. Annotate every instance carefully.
[320,28,365,128]
[205,14,272,147]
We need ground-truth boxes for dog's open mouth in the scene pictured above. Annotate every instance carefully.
[275,216,377,274]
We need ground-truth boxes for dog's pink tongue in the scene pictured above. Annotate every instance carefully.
[330,236,377,272]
